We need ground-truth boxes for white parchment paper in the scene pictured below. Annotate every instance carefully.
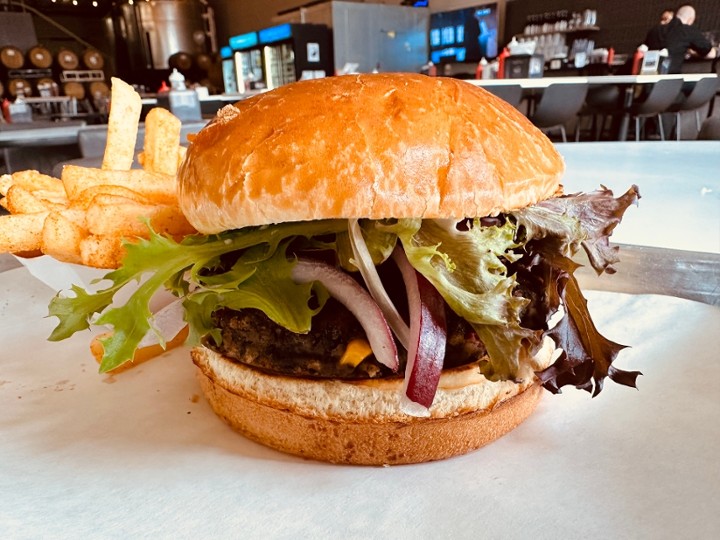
[1,266,719,539]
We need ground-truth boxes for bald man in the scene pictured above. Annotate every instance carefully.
[644,4,716,73]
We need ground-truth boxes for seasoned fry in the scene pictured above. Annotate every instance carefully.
[0,213,48,253]
[70,184,153,210]
[61,165,178,204]
[41,210,88,264]
[79,234,127,269]
[90,326,189,374]
[143,107,182,176]
[5,185,66,214]
[1,170,64,195]
[86,194,194,237]
[102,77,142,171]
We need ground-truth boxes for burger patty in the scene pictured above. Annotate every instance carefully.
[208,298,488,379]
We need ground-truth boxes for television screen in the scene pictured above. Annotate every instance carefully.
[429,4,499,64]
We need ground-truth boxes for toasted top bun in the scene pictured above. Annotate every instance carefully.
[178,73,564,234]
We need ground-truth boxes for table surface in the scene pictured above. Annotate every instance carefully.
[556,141,720,254]
[1,141,719,537]
[469,72,718,88]
[0,120,86,147]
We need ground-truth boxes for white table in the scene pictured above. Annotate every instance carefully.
[557,141,720,305]
[467,72,717,89]
[1,142,719,538]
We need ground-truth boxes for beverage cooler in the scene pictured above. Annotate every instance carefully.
[219,46,238,94]
[258,23,332,90]
[228,31,265,93]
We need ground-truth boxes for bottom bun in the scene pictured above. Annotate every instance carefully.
[192,344,553,465]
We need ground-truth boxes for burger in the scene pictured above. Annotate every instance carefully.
[49,73,640,465]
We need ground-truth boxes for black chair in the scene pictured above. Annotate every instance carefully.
[529,83,589,143]
[575,84,623,141]
[667,76,720,140]
[483,85,523,109]
[628,78,684,141]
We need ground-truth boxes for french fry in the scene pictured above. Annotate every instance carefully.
[5,185,66,214]
[85,194,194,237]
[90,325,189,374]
[79,234,126,269]
[1,170,64,195]
[62,165,178,204]
[102,77,142,171]
[0,212,48,253]
[41,210,88,264]
[70,184,153,210]
[0,174,13,196]
[143,107,182,176]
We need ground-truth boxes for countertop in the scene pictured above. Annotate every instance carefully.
[1,141,719,537]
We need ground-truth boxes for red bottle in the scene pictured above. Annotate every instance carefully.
[497,48,510,79]
[631,48,644,75]
[607,47,615,65]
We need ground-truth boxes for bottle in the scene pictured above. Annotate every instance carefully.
[167,69,202,121]
[497,47,510,79]
[475,58,487,79]
[607,47,615,66]
[427,61,437,77]
[631,45,647,75]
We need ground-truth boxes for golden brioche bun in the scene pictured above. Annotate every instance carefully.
[192,339,556,465]
[178,73,564,234]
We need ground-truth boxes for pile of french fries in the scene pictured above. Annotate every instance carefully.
[0,77,196,269]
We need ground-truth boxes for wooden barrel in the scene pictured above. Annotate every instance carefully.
[27,45,53,69]
[195,52,213,72]
[0,46,24,69]
[62,81,85,100]
[8,78,32,97]
[36,77,58,96]
[82,49,104,70]
[89,80,110,99]
[168,51,193,71]
[57,49,80,70]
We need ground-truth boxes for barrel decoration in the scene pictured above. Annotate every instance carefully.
[82,49,104,70]
[57,49,80,70]
[1,46,24,69]
[8,78,33,97]
[62,81,85,100]
[28,45,53,69]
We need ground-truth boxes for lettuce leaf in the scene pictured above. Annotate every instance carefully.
[47,186,640,396]
[48,220,346,372]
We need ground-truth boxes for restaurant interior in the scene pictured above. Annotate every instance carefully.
[0,0,718,174]
[1,3,719,534]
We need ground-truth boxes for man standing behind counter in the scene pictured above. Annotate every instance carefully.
[644,4,717,73]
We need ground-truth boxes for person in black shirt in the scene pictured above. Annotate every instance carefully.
[644,4,716,73]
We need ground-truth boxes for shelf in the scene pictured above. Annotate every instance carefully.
[516,26,600,39]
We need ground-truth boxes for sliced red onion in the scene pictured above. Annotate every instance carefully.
[291,258,399,371]
[348,219,410,349]
[393,248,447,415]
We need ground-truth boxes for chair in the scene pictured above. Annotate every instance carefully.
[667,77,720,140]
[483,85,523,109]
[528,83,589,143]
[628,78,684,141]
[574,84,622,141]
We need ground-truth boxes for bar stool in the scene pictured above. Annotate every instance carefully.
[667,77,720,140]
[628,78,684,141]
[528,83,589,142]
[483,85,523,110]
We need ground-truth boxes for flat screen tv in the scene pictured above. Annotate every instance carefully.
[429,3,500,64]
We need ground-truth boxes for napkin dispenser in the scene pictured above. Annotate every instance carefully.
[504,54,544,79]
